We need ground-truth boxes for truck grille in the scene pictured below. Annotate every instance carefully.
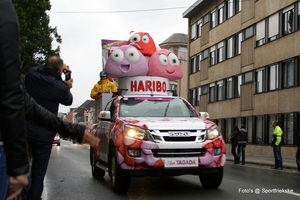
[151,148,206,158]
[149,129,206,143]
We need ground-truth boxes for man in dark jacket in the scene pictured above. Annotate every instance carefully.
[230,125,239,164]
[24,55,74,200]
[0,1,29,199]
[0,2,99,199]
[236,124,248,165]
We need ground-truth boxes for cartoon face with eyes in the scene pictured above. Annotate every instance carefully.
[105,45,148,78]
[128,32,157,57]
[148,49,183,81]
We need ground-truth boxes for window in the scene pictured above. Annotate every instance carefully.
[226,118,233,141]
[226,37,234,58]
[269,64,278,90]
[198,53,202,71]
[234,75,242,97]
[282,6,294,35]
[256,20,266,46]
[210,46,216,65]
[268,13,279,41]
[282,59,294,88]
[256,116,263,144]
[244,26,254,39]
[190,88,197,106]
[244,71,253,83]
[217,81,224,101]
[226,78,233,99]
[218,4,224,24]
[209,83,216,102]
[226,0,234,19]
[217,42,225,62]
[256,69,265,93]
[201,85,209,94]
[268,115,276,144]
[197,87,201,105]
[283,113,294,145]
[197,20,202,38]
[203,13,210,24]
[211,9,217,28]
[235,0,241,13]
[190,56,196,73]
[235,32,242,55]
[191,23,196,40]
[195,54,200,71]
[202,49,209,59]
[246,117,253,143]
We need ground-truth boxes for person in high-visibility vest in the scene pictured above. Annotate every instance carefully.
[90,70,118,100]
[271,120,283,170]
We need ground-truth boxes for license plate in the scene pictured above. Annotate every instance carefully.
[168,131,190,137]
[164,157,198,168]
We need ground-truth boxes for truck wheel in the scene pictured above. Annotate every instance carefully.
[199,168,223,189]
[90,147,105,179]
[110,148,131,193]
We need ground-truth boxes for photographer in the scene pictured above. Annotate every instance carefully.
[23,55,74,200]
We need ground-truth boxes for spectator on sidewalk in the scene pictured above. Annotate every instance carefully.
[296,130,300,173]
[236,124,247,165]
[271,120,283,170]
[230,125,239,164]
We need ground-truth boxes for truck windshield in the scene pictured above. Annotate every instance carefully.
[119,97,198,117]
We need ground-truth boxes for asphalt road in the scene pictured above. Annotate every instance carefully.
[43,140,300,200]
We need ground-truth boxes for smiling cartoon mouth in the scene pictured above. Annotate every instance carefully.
[166,68,175,74]
[121,64,130,72]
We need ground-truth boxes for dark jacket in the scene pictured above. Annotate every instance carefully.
[230,125,239,144]
[25,65,73,143]
[0,0,29,176]
[238,128,248,143]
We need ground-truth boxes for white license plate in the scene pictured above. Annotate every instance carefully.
[168,131,190,137]
[164,157,198,168]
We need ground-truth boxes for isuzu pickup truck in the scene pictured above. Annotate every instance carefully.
[90,76,226,193]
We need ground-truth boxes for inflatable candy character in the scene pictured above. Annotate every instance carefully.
[148,49,183,81]
[105,45,148,78]
[128,32,157,58]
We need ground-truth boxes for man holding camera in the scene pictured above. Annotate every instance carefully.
[23,55,73,200]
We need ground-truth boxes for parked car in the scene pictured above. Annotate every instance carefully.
[53,133,61,146]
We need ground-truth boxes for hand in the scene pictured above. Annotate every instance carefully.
[65,78,73,89]
[6,174,28,200]
[81,127,99,148]
[62,64,71,73]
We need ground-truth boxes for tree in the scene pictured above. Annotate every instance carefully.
[12,0,62,74]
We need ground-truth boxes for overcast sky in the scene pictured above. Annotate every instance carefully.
[48,0,196,113]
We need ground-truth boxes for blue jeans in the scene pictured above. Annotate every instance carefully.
[236,143,246,164]
[22,138,53,200]
[296,146,300,171]
[0,145,8,200]
[273,145,283,168]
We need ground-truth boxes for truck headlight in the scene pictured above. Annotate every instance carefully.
[124,125,148,140]
[207,126,220,140]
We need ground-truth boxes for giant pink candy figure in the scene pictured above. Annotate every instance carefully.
[148,49,183,81]
[105,45,148,78]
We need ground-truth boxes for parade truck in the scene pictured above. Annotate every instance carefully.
[89,76,226,193]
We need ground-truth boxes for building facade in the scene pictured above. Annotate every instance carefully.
[183,0,300,157]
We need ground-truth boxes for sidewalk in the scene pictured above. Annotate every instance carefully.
[226,152,298,170]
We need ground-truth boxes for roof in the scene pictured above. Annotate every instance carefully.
[159,33,188,47]
[74,100,95,116]
[183,0,211,18]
